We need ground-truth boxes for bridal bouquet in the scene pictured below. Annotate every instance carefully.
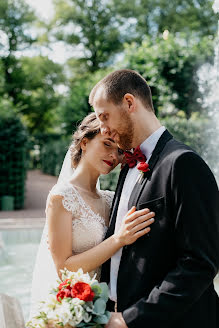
[26,268,111,328]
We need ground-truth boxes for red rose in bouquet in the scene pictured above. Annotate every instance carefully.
[58,279,71,290]
[56,290,66,302]
[71,282,95,302]
[57,279,72,302]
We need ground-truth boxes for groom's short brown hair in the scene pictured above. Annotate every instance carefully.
[89,69,154,112]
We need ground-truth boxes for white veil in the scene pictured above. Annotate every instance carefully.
[57,148,75,185]
[29,148,100,318]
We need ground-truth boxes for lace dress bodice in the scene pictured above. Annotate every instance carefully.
[47,183,114,280]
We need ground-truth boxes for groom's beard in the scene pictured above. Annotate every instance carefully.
[117,112,134,150]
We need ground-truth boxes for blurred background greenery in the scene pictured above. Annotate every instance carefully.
[0,0,218,209]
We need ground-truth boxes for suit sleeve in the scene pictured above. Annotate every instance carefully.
[122,151,219,327]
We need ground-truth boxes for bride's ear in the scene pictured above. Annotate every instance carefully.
[80,137,89,152]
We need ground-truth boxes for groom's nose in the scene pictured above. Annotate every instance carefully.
[100,122,110,135]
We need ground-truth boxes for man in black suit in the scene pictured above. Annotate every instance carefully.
[89,69,219,328]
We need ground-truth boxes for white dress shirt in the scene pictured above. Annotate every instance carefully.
[109,126,166,301]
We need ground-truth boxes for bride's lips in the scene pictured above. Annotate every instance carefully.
[103,160,113,167]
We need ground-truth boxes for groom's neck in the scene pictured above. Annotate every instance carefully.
[131,110,162,148]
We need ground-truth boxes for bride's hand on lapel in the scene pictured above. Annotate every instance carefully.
[116,206,155,246]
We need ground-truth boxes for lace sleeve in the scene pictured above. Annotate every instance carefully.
[101,190,115,208]
[46,183,80,216]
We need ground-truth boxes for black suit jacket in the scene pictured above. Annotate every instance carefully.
[101,130,219,328]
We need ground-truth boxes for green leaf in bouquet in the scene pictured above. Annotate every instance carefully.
[98,283,109,302]
[91,283,102,297]
[83,301,94,312]
[36,311,47,320]
[93,311,111,325]
[93,299,106,315]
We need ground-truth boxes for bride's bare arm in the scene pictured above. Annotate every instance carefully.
[47,195,155,278]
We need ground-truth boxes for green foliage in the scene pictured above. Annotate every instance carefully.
[40,137,71,176]
[113,0,218,41]
[18,56,64,134]
[123,34,214,117]
[0,0,36,103]
[0,0,36,53]
[0,100,28,209]
[149,0,218,37]
[99,165,121,191]
[1,55,64,135]
[0,0,65,135]
[61,69,112,135]
[53,0,124,72]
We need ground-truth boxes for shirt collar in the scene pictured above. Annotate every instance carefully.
[140,126,166,160]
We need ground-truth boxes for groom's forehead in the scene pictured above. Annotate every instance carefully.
[93,87,109,107]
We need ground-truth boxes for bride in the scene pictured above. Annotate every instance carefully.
[29,113,155,317]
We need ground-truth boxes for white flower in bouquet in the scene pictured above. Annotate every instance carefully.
[61,268,97,287]
[55,299,74,325]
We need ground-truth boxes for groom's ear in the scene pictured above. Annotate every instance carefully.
[123,93,136,113]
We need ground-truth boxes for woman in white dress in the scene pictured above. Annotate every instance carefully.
[29,113,155,317]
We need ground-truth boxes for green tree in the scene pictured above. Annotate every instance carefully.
[19,55,65,134]
[53,0,123,72]
[113,0,218,41]
[123,34,214,118]
[150,0,218,37]
[0,0,65,134]
[60,68,112,135]
[0,0,36,103]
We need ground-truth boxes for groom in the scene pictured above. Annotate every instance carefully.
[89,69,219,328]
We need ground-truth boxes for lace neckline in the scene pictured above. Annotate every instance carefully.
[69,183,108,228]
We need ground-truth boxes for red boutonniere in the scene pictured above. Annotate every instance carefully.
[137,162,150,182]
[137,162,150,173]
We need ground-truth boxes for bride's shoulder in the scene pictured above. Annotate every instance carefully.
[46,183,79,214]
[100,189,115,207]
[49,183,75,197]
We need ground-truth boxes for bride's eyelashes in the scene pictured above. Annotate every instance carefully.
[118,148,124,155]
[104,142,111,147]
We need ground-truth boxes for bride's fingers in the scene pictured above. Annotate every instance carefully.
[132,217,155,233]
[125,208,150,223]
[128,211,155,229]
[125,206,136,217]
[134,226,151,239]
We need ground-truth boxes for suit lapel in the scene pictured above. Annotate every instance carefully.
[105,165,129,239]
[128,130,173,208]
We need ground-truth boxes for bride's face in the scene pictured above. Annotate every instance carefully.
[81,133,124,174]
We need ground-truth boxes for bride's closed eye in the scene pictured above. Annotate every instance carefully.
[104,142,111,147]
[118,148,124,155]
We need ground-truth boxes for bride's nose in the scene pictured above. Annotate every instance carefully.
[109,149,119,162]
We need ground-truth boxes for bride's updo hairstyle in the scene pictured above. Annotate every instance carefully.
[70,112,100,168]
